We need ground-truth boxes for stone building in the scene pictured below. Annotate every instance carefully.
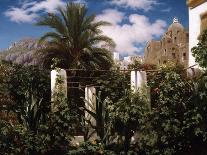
[120,56,143,70]
[113,52,143,69]
[144,18,189,67]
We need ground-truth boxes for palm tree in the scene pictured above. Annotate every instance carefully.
[36,3,115,70]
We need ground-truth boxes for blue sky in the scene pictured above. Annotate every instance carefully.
[0,0,188,56]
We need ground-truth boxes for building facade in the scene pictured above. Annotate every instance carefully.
[187,0,207,67]
[144,18,189,67]
[113,52,143,70]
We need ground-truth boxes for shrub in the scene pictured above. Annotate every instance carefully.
[138,64,207,155]
[192,29,207,69]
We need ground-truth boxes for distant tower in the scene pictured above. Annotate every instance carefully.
[173,17,179,23]
[144,17,189,67]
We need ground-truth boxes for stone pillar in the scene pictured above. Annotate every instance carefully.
[85,86,96,126]
[51,69,67,111]
[131,71,151,106]
[85,86,97,140]
[113,52,120,61]
[131,71,147,93]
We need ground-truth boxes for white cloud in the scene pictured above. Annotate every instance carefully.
[5,0,66,23]
[4,7,38,23]
[22,1,37,9]
[96,9,167,56]
[161,7,172,12]
[73,0,87,5]
[96,9,125,25]
[28,0,65,13]
[110,0,158,11]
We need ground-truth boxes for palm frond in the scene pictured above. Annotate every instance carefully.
[38,32,62,43]
[89,35,116,48]
[36,14,67,36]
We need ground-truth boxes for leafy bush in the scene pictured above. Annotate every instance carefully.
[1,59,207,155]
[0,62,78,155]
[7,64,51,132]
[79,70,130,142]
[103,90,149,154]
[95,70,130,104]
[0,98,79,155]
[137,64,207,155]
[192,29,207,69]
[68,141,116,155]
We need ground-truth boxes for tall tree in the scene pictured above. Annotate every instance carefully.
[36,3,115,70]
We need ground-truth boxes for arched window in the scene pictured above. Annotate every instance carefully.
[174,37,177,43]
[172,53,176,59]
[183,53,186,60]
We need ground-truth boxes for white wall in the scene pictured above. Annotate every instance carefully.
[113,52,120,61]
[189,2,207,67]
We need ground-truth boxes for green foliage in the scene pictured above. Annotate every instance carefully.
[0,98,78,155]
[192,29,207,69]
[81,69,149,154]
[37,99,78,155]
[0,65,78,154]
[88,70,130,140]
[138,64,207,155]
[79,70,135,153]
[95,70,130,103]
[108,91,149,132]
[107,91,150,153]
[81,91,106,141]
[2,60,207,155]
[68,141,115,155]
[127,59,142,70]
[0,61,51,127]
[0,62,15,121]
[128,60,156,71]
[0,61,11,95]
[0,120,48,155]
[7,64,50,132]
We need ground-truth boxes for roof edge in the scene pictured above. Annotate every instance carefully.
[187,0,206,9]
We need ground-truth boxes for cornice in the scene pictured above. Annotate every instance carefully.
[187,0,206,9]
